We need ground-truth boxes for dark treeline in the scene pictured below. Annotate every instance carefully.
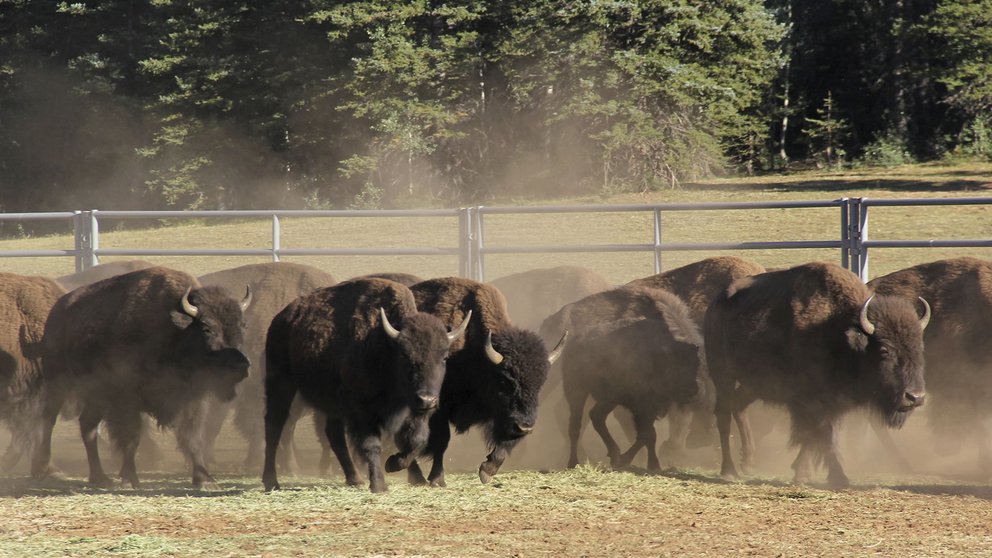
[1,1,990,216]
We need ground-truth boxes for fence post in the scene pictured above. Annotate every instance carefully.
[73,210,99,272]
[652,208,663,274]
[845,198,868,282]
[458,208,472,278]
[271,214,281,262]
[840,198,850,271]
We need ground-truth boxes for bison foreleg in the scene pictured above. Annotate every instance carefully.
[355,431,387,493]
[479,439,520,484]
[425,413,452,488]
[106,411,142,489]
[566,392,586,469]
[79,404,114,489]
[176,401,219,490]
[324,415,362,486]
[588,401,621,467]
[715,391,740,481]
[30,390,64,481]
[617,411,659,470]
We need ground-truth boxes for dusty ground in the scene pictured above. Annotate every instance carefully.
[1,411,990,557]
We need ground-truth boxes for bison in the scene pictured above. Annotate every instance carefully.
[385,277,567,486]
[31,266,252,488]
[355,272,425,287]
[705,261,930,488]
[869,256,992,471]
[490,266,613,331]
[0,273,66,471]
[56,260,156,292]
[198,262,337,470]
[262,278,470,493]
[563,294,704,470]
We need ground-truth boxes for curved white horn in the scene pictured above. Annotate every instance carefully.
[379,307,400,340]
[859,296,876,336]
[181,287,199,318]
[484,331,504,365]
[918,297,931,331]
[240,285,253,312]
[447,309,472,344]
[547,330,568,365]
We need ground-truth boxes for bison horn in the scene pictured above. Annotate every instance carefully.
[859,296,876,336]
[379,308,401,340]
[918,297,931,331]
[547,330,568,365]
[484,331,504,365]
[240,285,252,312]
[447,310,472,344]
[181,287,199,318]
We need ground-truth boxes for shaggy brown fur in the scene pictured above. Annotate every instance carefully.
[199,262,336,469]
[263,278,460,493]
[0,273,66,470]
[356,272,425,287]
[869,256,992,471]
[32,266,251,489]
[706,262,928,488]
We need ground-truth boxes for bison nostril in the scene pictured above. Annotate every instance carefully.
[904,391,925,406]
[418,395,438,410]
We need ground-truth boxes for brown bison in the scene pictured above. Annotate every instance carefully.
[705,262,930,488]
[490,266,613,331]
[31,266,252,488]
[56,260,156,292]
[355,272,425,287]
[0,273,66,471]
[198,262,337,469]
[262,278,470,493]
[386,277,567,486]
[563,294,705,470]
[624,256,766,323]
[869,256,992,471]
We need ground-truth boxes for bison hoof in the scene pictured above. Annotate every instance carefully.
[369,482,389,493]
[429,477,447,488]
[384,454,406,473]
[479,465,494,484]
[196,480,220,491]
[89,474,115,489]
[33,465,66,482]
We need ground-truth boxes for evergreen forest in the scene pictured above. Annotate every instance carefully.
[2,0,991,213]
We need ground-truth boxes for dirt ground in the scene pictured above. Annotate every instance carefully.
[1,406,991,557]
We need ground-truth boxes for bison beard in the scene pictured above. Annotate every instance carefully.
[261,279,470,494]
[704,262,929,489]
[31,267,251,489]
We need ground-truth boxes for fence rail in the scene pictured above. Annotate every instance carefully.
[0,198,989,281]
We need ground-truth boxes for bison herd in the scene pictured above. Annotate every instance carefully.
[0,255,989,492]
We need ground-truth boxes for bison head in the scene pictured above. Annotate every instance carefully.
[171,285,251,401]
[846,295,929,427]
[379,308,471,415]
[481,328,566,442]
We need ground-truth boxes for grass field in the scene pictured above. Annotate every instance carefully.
[2,161,992,557]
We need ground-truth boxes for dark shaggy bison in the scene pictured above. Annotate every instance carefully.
[0,273,66,471]
[869,256,992,471]
[386,277,567,486]
[262,278,470,493]
[32,266,252,488]
[199,262,337,469]
[56,260,156,292]
[355,272,425,287]
[563,296,705,470]
[705,262,930,488]
[490,266,613,331]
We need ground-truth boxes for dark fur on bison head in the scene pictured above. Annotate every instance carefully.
[170,285,251,402]
[477,328,553,442]
[846,295,928,428]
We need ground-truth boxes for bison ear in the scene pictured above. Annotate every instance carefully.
[170,310,194,330]
[845,327,869,352]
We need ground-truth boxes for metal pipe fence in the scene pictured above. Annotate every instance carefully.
[0,198,989,281]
